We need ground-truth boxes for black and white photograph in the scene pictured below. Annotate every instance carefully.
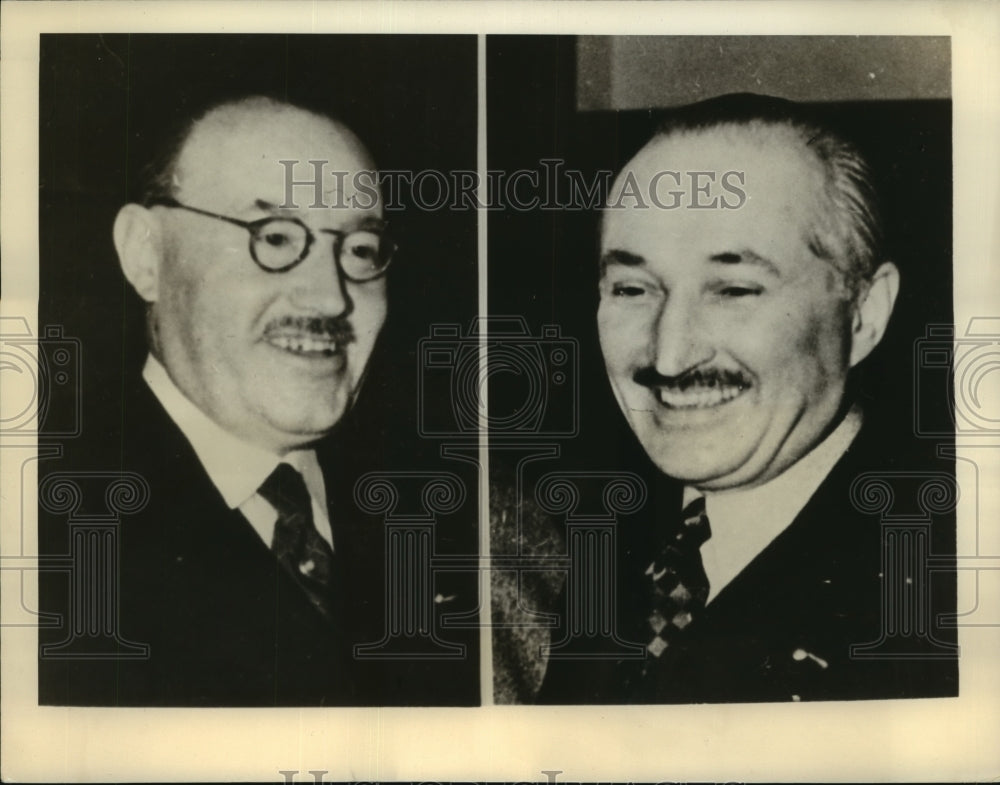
[34,33,481,707]
[488,35,959,706]
[1,2,998,783]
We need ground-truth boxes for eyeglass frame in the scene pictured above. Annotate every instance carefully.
[148,196,396,281]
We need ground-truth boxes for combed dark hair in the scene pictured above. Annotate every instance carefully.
[654,93,884,297]
[135,112,199,206]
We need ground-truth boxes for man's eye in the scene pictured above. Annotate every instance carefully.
[344,240,378,261]
[611,284,648,297]
[262,231,294,248]
[719,285,762,298]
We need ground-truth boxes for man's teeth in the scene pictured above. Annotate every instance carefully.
[266,335,340,354]
[656,384,745,409]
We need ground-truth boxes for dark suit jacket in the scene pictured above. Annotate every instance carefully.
[532,414,958,704]
[38,374,478,706]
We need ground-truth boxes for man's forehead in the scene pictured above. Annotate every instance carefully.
[606,125,825,225]
[601,124,834,277]
[612,123,819,193]
[173,103,374,206]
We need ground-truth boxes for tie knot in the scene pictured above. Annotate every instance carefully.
[679,495,711,548]
[258,462,312,519]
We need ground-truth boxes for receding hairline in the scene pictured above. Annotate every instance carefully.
[603,122,829,244]
[137,95,375,206]
[610,120,825,193]
[180,97,374,167]
[603,108,884,298]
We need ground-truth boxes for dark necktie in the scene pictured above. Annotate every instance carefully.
[258,462,338,624]
[637,495,712,675]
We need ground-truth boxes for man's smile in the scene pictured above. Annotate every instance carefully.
[262,315,355,358]
[653,381,748,409]
[264,333,346,356]
[633,366,752,411]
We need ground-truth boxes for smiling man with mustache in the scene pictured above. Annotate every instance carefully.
[536,94,957,704]
[597,108,896,496]
[40,95,398,706]
[125,97,388,458]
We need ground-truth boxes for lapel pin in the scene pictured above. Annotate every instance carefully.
[792,648,829,669]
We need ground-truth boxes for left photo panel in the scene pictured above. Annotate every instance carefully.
[36,33,481,707]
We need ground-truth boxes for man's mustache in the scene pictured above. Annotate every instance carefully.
[633,366,750,391]
[263,315,356,344]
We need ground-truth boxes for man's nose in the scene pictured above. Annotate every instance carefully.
[652,293,714,377]
[288,238,352,316]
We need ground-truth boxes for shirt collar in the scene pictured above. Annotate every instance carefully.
[142,354,324,511]
[687,406,863,601]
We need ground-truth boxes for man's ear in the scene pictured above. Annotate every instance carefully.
[113,204,163,303]
[849,261,901,368]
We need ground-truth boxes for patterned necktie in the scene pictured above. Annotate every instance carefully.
[258,462,338,624]
[638,495,712,674]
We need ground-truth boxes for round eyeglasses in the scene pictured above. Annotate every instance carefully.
[149,197,395,281]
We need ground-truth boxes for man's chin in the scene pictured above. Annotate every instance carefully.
[262,397,353,448]
[267,422,341,453]
[638,432,757,488]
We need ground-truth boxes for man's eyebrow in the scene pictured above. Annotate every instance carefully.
[338,215,390,233]
[708,249,781,277]
[252,199,388,232]
[253,198,284,213]
[599,249,646,271]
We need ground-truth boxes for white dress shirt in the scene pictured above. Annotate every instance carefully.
[142,355,333,550]
[688,407,862,604]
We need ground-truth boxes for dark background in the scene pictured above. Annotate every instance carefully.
[40,33,479,469]
[38,35,482,703]
[487,35,954,481]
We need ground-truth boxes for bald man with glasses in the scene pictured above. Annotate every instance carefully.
[40,96,404,706]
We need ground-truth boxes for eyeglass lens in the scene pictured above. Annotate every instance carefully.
[252,219,391,280]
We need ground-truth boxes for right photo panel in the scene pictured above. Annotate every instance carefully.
[487,35,958,705]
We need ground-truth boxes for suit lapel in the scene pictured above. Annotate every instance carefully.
[114,375,355,704]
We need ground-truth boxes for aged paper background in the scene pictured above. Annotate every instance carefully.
[2,1,998,781]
